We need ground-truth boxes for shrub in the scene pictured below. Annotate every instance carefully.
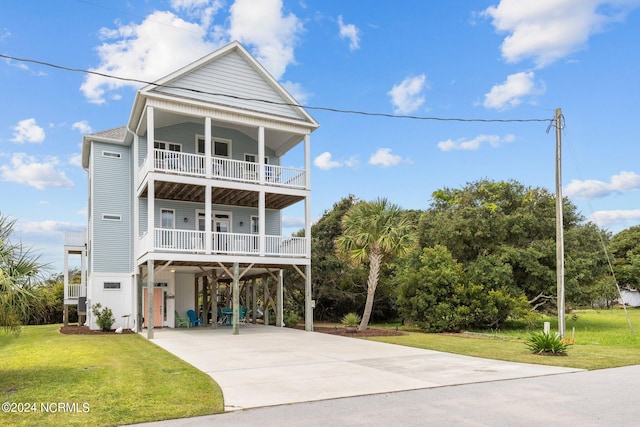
[91,303,115,331]
[526,331,569,356]
[283,311,300,328]
[341,312,361,327]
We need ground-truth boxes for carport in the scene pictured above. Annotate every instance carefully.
[145,325,581,411]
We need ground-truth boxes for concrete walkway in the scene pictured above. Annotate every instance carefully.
[145,325,580,411]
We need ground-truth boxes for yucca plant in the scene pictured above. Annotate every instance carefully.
[341,312,361,328]
[526,331,569,356]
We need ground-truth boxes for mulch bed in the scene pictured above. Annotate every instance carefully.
[60,325,136,335]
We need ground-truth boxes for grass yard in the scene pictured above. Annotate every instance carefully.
[368,308,640,370]
[0,325,223,427]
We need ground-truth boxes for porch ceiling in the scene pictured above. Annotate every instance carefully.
[141,181,304,209]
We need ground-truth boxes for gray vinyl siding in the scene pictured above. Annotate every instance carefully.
[145,200,280,235]
[152,51,305,121]
[139,123,279,165]
[92,142,133,273]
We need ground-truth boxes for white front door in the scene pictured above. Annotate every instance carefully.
[160,209,175,247]
[198,210,232,252]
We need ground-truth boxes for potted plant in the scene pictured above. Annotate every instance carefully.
[341,312,361,333]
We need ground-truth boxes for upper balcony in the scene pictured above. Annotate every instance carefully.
[138,148,306,190]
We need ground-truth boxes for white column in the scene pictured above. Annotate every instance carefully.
[305,265,313,331]
[263,279,269,327]
[232,262,240,335]
[259,190,265,256]
[147,177,155,251]
[304,196,311,258]
[147,106,154,172]
[147,260,155,339]
[258,126,265,185]
[205,183,212,253]
[205,117,212,178]
[276,269,283,327]
[304,134,311,189]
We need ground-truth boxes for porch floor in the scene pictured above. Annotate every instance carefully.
[143,325,581,412]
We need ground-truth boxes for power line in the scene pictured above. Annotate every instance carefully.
[0,53,554,124]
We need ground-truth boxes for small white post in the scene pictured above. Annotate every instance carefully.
[544,321,551,334]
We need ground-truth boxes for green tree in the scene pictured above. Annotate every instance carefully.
[610,225,640,291]
[397,245,529,332]
[419,179,604,311]
[336,198,416,330]
[0,213,47,334]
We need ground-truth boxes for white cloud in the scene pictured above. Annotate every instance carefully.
[11,118,45,143]
[80,10,219,104]
[483,0,639,68]
[368,148,409,167]
[388,74,428,114]
[16,219,84,235]
[69,154,83,168]
[281,80,312,105]
[0,28,10,41]
[564,171,640,200]
[314,152,342,170]
[71,120,93,134]
[438,134,516,151]
[282,216,304,228]
[81,0,304,103]
[483,71,544,110]
[589,209,640,229]
[228,0,303,80]
[1,153,74,190]
[338,15,360,51]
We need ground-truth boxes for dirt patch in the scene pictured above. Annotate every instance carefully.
[60,325,136,335]
[307,326,406,337]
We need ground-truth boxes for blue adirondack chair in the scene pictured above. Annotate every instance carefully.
[187,309,203,327]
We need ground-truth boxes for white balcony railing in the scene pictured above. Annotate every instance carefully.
[66,283,82,300]
[64,231,86,246]
[148,228,307,257]
[148,149,306,189]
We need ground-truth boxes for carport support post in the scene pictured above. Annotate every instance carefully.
[136,267,143,332]
[252,278,257,324]
[305,265,313,331]
[276,269,283,327]
[232,262,240,335]
[147,260,155,339]
[263,278,269,326]
[212,277,218,329]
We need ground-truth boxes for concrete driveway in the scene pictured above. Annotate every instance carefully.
[146,325,580,411]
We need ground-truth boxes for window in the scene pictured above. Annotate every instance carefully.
[104,282,121,290]
[102,214,122,221]
[244,154,269,164]
[154,141,181,152]
[196,136,231,157]
[251,216,259,234]
[161,209,175,229]
[102,151,121,159]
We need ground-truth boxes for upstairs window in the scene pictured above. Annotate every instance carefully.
[154,141,181,152]
[196,136,231,157]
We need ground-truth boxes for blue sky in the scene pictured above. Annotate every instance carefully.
[1,0,639,272]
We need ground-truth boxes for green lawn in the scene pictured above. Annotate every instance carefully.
[0,325,223,427]
[368,309,640,370]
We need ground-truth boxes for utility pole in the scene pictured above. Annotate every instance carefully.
[555,108,565,338]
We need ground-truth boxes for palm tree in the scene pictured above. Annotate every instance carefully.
[336,198,416,330]
[0,213,46,334]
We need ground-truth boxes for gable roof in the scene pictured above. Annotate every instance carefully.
[138,41,317,127]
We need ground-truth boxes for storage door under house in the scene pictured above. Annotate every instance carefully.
[143,287,163,327]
